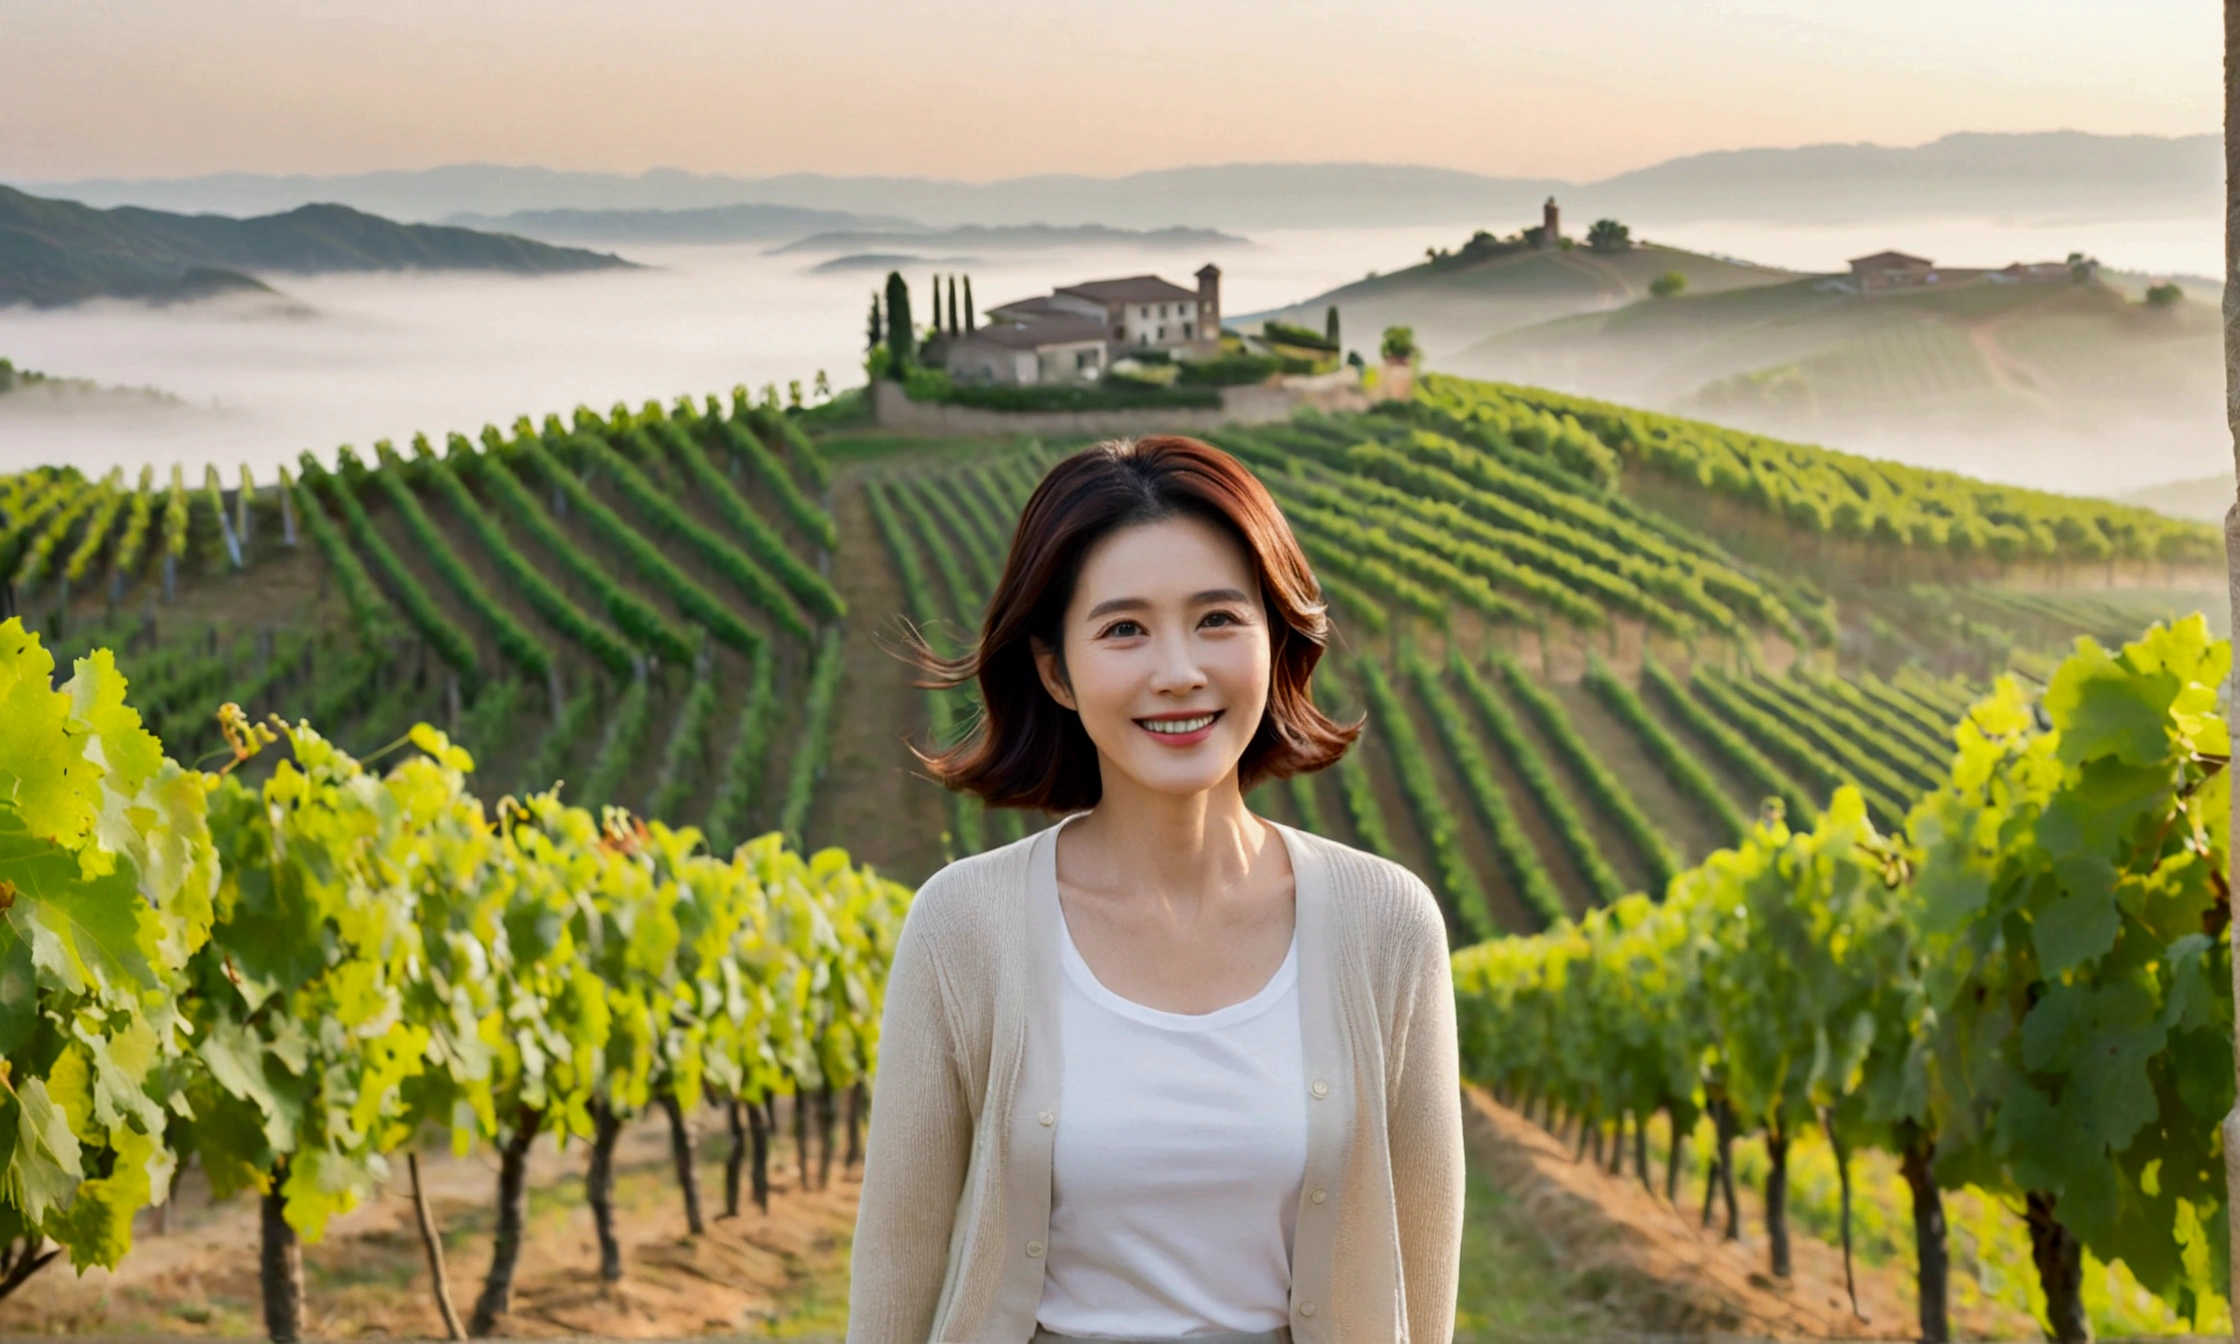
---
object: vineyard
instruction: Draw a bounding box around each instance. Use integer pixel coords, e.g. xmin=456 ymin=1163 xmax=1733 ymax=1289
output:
xmin=0 ymin=368 xmax=2229 ymax=1339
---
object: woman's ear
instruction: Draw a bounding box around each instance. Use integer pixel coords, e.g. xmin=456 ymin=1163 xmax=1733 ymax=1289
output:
xmin=1030 ymin=636 xmax=1078 ymax=712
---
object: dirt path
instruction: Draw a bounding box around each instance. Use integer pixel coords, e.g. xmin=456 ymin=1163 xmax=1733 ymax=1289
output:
xmin=1460 ymin=1088 xmax=2037 ymax=1339
xmin=1 ymin=1108 xmax=856 ymax=1340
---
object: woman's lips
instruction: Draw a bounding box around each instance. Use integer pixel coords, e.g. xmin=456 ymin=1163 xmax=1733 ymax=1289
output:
xmin=1135 ymin=708 xmax=1222 ymax=747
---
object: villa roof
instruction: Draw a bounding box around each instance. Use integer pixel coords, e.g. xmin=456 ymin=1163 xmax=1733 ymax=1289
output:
xmin=1057 ymin=275 xmax=1200 ymax=304
xmin=982 ymin=295 xmax=1073 ymax=322
xmin=953 ymin=317 xmax=1110 ymax=350
xmin=1848 ymin=250 xmax=1934 ymax=268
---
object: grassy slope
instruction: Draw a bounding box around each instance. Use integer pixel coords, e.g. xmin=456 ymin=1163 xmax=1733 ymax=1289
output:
xmin=1244 ymin=242 xmax=1797 ymax=361
xmin=1457 ymin=273 xmax=2222 ymax=435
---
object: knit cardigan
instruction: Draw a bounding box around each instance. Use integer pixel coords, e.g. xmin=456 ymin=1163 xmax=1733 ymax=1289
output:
xmin=845 ymin=813 xmax=1465 ymax=1343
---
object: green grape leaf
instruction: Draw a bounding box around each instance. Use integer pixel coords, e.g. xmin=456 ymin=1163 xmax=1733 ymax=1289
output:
xmin=0 ymin=625 xmax=99 ymax=847
xmin=0 ymin=930 xmax=33 ymax=1060
xmin=2045 ymin=638 xmax=2178 ymax=769
xmin=280 ymin=1145 xmax=381 ymax=1242
xmin=2020 ymin=978 xmax=2164 ymax=1150
xmin=0 ymin=813 xmax=157 ymax=998
xmin=1 ymin=1077 xmax=85 ymax=1223
xmin=65 ymin=650 xmax=164 ymax=802
xmin=200 ymin=1018 xmax=303 ymax=1151
xmin=86 ymin=1018 xmax=165 ymax=1135
xmin=44 ymin=1045 xmax=97 ymax=1143
xmin=48 ymin=1125 xmax=155 ymax=1271
xmin=2032 ymin=874 xmax=2122 ymax=976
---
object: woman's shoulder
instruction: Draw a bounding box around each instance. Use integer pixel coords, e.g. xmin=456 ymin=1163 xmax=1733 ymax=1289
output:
xmin=1276 ymin=821 xmax=1449 ymax=953
xmin=903 ymin=824 xmax=1044 ymax=948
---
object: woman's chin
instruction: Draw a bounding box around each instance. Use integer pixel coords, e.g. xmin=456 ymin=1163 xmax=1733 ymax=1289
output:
xmin=1109 ymin=757 xmax=1241 ymax=801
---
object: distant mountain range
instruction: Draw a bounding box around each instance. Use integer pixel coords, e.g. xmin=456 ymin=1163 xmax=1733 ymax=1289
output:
xmin=442 ymin=201 xmax=907 ymax=245
xmin=768 ymin=223 xmax=1249 ymax=256
xmin=0 ymin=186 xmax=632 ymax=307
xmin=13 ymin=132 xmax=2217 ymax=231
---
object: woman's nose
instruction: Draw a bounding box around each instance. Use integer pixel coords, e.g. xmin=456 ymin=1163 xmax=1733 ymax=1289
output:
xmin=1147 ymin=631 xmax=1207 ymax=690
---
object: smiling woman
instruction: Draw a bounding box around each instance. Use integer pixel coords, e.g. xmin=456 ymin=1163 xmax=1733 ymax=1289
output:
xmin=847 ymin=435 xmax=1465 ymax=1344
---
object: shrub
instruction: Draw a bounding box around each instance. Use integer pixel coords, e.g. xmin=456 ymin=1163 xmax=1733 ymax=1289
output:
xmin=2145 ymin=281 xmax=2184 ymax=307
xmin=939 ymin=383 xmax=1221 ymax=412
xmin=1586 ymin=218 xmax=1631 ymax=252
xmin=1380 ymin=325 xmax=1419 ymax=363
xmin=1262 ymin=319 xmax=1338 ymax=353
xmin=1648 ymin=270 xmax=1687 ymax=298
xmin=1175 ymin=352 xmax=1282 ymax=386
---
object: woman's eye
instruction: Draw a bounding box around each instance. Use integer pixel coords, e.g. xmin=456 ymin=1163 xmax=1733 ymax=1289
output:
xmin=1103 ymin=619 xmax=1144 ymax=638
xmin=1202 ymin=610 xmax=1242 ymax=627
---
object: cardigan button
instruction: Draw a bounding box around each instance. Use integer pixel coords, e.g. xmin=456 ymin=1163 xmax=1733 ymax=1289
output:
xmin=1309 ymin=1078 xmax=1329 ymax=1099
xmin=1300 ymin=1302 xmax=1318 ymax=1318
xmin=1310 ymin=1187 xmax=1327 ymax=1204
xmin=1038 ymin=1109 xmax=1054 ymax=1126
xmin=1026 ymin=1239 xmax=1044 ymax=1258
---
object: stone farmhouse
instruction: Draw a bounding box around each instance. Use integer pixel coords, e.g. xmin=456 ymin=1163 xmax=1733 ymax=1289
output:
xmin=1846 ymin=250 xmax=2075 ymax=293
xmin=946 ymin=265 xmax=1222 ymax=386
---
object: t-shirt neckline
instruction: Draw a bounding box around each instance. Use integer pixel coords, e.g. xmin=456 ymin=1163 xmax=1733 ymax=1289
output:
xmin=1050 ymin=812 xmax=1300 ymax=1033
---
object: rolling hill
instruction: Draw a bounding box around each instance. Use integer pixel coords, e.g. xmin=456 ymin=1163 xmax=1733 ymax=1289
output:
xmin=0 ymin=185 xmax=633 ymax=307
xmin=1454 ymin=270 xmax=2224 ymax=443
xmin=1244 ymin=238 xmax=1799 ymax=361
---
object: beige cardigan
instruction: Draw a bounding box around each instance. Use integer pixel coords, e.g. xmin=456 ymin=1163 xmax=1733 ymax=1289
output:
xmin=845 ymin=813 xmax=1465 ymax=1343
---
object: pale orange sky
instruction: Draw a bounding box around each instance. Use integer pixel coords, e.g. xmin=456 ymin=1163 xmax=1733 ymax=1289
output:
xmin=0 ymin=0 xmax=2219 ymax=183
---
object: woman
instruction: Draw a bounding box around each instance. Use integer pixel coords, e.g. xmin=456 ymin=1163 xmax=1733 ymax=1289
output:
xmin=847 ymin=436 xmax=1463 ymax=1344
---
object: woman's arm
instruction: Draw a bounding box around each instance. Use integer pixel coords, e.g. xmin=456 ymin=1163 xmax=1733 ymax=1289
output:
xmin=846 ymin=902 xmax=975 ymax=1343
xmin=1387 ymin=895 xmax=1465 ymax=1343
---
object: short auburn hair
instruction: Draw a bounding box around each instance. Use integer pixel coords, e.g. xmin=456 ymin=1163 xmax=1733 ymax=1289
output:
xmin=904 ymin=434 xmax=1358 ymax=813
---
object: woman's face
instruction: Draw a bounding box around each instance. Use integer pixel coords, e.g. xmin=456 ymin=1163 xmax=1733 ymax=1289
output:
xmin=1034 ymin=512 xmax=1273 ymax=804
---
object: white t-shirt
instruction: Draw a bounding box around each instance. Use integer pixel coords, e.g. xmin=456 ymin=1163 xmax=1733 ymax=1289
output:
xmin=1034 ymin=897 xmax=1309 ymax=1338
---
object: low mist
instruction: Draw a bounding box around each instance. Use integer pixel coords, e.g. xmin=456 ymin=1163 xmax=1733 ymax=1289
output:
xmin=0 ymin=216 xmax=2221 ymax=505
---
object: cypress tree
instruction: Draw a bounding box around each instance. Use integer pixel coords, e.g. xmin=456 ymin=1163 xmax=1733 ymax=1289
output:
xmin=947 ymin=275 xmax=960 ymax=335
xmin=867 ymin=292 xmax=883 ymax=352
xmin=1325 ymin=304 xmax=1341 ymax=348
xmin=964 ymin=275 xmax=976 ymax=331
xmin=884 ymin=271 xmax=914 ymax=374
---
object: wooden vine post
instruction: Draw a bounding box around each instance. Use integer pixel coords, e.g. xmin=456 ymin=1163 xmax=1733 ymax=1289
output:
xmin=2226 ymin=1 xmax=2240 ymax=1330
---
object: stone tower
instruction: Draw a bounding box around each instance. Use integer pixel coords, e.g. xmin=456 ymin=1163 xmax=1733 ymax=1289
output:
xmin=1541 ymin=197 xmax=1561 ymax=249
xmin=1195 ymin=263 xmax=1222 ymax=339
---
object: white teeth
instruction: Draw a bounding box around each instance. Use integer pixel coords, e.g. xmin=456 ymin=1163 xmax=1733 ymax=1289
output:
xmin=1141 ymin=713 xmax=1217 ymax=734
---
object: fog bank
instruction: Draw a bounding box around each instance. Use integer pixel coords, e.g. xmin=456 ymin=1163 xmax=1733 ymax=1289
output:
xmin=0 ymin=215 xmax=2219 ymax=500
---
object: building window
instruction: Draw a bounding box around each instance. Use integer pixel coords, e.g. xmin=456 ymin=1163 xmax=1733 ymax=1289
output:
xmin=1182 ymin=321 xmax=1193 ymax=339
xmin=1156 ymin=325 xmax=1165 ymax=340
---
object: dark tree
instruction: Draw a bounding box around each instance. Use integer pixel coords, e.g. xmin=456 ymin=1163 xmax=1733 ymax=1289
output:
xmin=866 ymin=292 xmax=883 ymax=352
xmin=1587 ymin=218 xmax=1632 ymax=252
xmin=948 ymin=275 xmax=961 ymax=336
xmin=963 ymin=275 xmax=976 ymax=331
xmin=1324 ymin=305 xmax=1340 ymax=348
xmin=884 ymin=271 xmax=914 ymax=373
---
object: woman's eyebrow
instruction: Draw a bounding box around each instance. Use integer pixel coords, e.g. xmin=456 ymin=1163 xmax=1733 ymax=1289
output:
xmin=1083 ymin=587 xmax=1251 ymax=620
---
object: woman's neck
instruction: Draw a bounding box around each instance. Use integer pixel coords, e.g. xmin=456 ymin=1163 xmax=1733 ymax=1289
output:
xmin=1057 ymin=776 xmax=1275 ymax=910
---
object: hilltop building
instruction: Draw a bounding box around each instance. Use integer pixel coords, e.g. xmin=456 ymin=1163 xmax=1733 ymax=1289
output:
xmin=1993 ymin=260 xmax=2070 ymax=283
xmin=1539 ymin=197 xmax=1562 ymax=249
xmin=948 ymin=264 xmax=1223 ymax=386
xmin=1848 ymin=250 xmax=1937 ymax=290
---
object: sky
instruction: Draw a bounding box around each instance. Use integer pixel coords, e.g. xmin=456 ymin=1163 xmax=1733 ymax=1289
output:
xmin=0 ymin=0 xmax=2219 ymax=184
